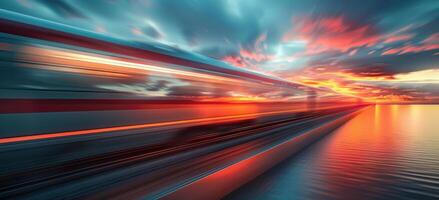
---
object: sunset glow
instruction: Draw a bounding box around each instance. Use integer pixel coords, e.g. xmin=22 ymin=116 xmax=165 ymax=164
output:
xmin=1 ymin=2 xmax=438 ymax=200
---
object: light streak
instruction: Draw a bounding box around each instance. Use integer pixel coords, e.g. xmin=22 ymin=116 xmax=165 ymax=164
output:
xmin=0 ymin=105 xmax=349 ymax=144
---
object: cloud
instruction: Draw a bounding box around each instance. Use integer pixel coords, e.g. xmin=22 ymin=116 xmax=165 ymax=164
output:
xmin=283 ymin=16 xmax=381 ymax=54
xmin=143 ymin=25 xmax=162 ymax=39
xmin=382 ymin=34 xmax=414 ymax=43
xmin=38 ymin=0 xmax=87 ymax=19
xmin=382 ymin=44 xmax=439 ymax=55
xmin=382 ymin=32 xmax=439 ymax=55
xmin=221 ymin=33 xmax=276 ymax=71
xmin=222 ymin=56 xmax=246 ymax=68
xmin=424 ymin=33 xmax=439 ymax=43
xmin=289 ymin=66 xmax=438 ymax=102
xmin=2 ymin=0 xmax=439 ymax=102
xmin=392 ymin=69 xmax=439 ymax=83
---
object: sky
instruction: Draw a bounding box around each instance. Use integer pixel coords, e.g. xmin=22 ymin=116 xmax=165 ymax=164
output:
xmin=1 ymin=0 xmax=438 ymax=102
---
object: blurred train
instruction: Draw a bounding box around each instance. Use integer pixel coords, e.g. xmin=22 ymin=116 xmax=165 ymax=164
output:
xmin=0 ymin=10 xmax=369 ymax=199
xmin=0 ymin=9 xmax=362 ymax=146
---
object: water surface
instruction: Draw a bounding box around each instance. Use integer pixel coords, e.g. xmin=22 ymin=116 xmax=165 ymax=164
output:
xmin=226 ymin=105 xmax=439 ymax=200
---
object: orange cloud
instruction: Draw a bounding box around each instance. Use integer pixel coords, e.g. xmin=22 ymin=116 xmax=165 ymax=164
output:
xmin=222 ymin=33 xmax=275 ymax=70
xmin=286 ymin=66 xmax=437 ymax=103
xmin=382 ymin=48 xmax=401 ymax=55
xmin=298 ymin=78 xmax=420 ymax=102
xmin=392 ymin=69 xmax=439 ymax=83
xmin=239 ymin=49 xmax=274 ymax=62
xmin=283 ymin=16 xmax=381 ymax=54
xmin=423 ymin=33 xmax=439 ymax=43
xmin=382 ymin=34 xmax=414 ymax=43
xmin=382 ymin=33 xmax=439 ymax=55
xmin=382 ymin=44 xmax=439 ymax=55
xmin=222 ymin=56 xmax=245 ymax=68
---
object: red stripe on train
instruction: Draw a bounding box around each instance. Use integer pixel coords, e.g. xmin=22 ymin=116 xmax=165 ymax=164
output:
xmin=0 ymin=99 xmax=297 ymax=113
